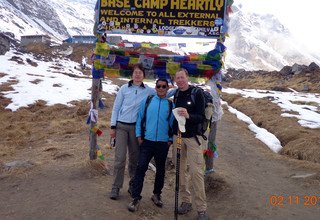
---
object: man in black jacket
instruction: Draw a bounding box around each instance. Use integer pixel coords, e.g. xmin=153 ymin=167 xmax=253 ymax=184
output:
xmin=173 ymin=68 xmax=208 ymax=220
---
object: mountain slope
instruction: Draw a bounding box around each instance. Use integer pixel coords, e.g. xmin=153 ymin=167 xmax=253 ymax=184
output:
xmin=0 ymin=0 xmax=94 ymax=41
xmin=225 ymin=5 xmax=320 ymax=70
xmin=1 ymin=0 xmax=69 ymax=40
xmin=0 ymin=0 xmax=319 ymax=71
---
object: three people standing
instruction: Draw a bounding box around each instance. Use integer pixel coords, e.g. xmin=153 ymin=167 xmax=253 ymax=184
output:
xmin=109 ymin=65 xmax=209 ymax=220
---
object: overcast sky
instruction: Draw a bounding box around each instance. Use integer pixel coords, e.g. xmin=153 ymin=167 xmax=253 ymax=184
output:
xmin=120 ymin=0 xmax=319 ymax=55
xmin=237 ymin=0 xmax=320 ymax=54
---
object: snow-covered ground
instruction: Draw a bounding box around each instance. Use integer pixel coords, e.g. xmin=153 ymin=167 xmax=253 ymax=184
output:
xmin=223 ymin=88 xmax=320 ymax=129
xmin=1 ymin=49 xmax=320 ymax=154
xmin=0 ymin=50 xmax=118 ymax=111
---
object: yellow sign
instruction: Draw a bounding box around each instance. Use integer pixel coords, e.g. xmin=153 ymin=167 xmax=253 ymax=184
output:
xmin=97 ymin=0 xmax=227 ymax=38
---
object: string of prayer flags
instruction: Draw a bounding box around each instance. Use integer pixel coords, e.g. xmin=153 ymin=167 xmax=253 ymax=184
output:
xmin=91 ymin=126 xmax=103 ymax=136
xmin=98 ymin=99 xmax=105 ymax=109
xmin=96 ymin=146 xmax=105 ymax=160
xmin=86 ymin=108 xmax=98 ymax=124
xmin=92 ymin=40 xmax=226 ymax=80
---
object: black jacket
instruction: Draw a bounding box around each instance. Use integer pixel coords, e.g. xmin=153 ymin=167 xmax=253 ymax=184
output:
xmin=173 ymin=86 xmax=205 ymax=138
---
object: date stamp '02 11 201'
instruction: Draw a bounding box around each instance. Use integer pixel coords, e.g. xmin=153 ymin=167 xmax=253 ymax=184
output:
xmin=269 ymin=195 xmax=320 ymax=207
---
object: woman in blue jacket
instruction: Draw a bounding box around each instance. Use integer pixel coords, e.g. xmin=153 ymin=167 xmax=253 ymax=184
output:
xmin=109 ymin=63 xmax=155 ymax=200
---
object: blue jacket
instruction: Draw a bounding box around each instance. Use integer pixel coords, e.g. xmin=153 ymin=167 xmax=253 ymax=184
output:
xmin=136 ymin=95 xmax=174 ymax=142
xmin=111 ymin=80 xmax=155 ymax=127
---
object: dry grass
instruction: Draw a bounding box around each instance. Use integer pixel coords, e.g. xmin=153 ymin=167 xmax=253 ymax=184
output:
xmin=225 ymin=71 xmax=320 ymax=93
xmin=222 ymin=93 xmax=320 ymax=163
xmin=0 ymin=78 xmax=18 ymax=109
xmin=0 ymin=100 xmax=88 ymax=156
xmin=0 ymin=77 xmax=119 ymax=159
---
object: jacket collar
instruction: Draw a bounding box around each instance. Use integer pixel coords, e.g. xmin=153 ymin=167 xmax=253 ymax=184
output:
xmin=128 ymin=80 xmax=145 ymax=88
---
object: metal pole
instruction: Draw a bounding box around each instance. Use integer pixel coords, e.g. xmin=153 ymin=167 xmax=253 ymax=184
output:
xmin=174 ymin=130 xmax=182 ymax=220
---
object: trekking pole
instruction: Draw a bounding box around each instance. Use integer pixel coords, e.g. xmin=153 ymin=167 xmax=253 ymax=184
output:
xmin=174 ymin=130 xmax=182 ymax=220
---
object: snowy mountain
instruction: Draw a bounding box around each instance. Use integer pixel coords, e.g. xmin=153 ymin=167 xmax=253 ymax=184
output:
xmin=0 ymin=0 xmax=94 ymax=41
xmin=0 ymin=0 xmax=319 ymax=71
xmin=225 ymin=5 xmax=320 ymax=70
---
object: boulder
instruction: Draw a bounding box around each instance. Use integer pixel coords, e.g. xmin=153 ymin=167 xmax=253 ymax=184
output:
xmin=302 ymin=85 xmax=310 ymax=92
xmin=279 ymin=65 xmax=292 ymax=75
xmin=291 ymin=63 xmax=306 ymax=75
xmin=308 ymin=62 xmax=320 ymax=72
xmin=0 ymin=33 xmax=10 ymax=55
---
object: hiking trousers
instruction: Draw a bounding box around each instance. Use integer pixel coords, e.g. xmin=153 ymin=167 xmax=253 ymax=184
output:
xmin=173 ymin=135 xmax=207 ymax=212
xmin=112 ymin=122 xmax=139 ymax=189
xmin=131 ymin=140 xmax=170 ymax=200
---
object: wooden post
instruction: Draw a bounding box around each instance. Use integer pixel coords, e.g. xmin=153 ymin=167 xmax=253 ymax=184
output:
xmin=89 ymin=78 xmax=101 ymax=160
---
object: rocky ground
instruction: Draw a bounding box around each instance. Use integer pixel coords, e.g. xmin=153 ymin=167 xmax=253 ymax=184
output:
xmin=0 ymin=42 xmax=319 ymax=219
xmin=0 ymin=96 xmax=319 ymax=220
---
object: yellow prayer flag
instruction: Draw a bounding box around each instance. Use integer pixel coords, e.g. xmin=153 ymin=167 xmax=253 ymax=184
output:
xmin=95 ymin=42 xmax=110 ymax=58
xmin=93 ymin=59 xmax=106 ymax=69
xmin=141 ymin=43 xmax=151 ymax=48
xmin=104 ymin=68 xmax=120 ymax=78
xmin=129 ymin=57 xmax=139 ymax=65
xmin=167 ymin=62 xmax=180 ymax=75
xmin=197 ymin=64 xmax=212 ymax=70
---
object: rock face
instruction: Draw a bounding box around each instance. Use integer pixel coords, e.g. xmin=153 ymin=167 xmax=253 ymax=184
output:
xmin=308 ymin=62 xmax=320 ymax=72
xmin=0 ymin=0 xmax=68 ymax=38
xmin=0 ymin=32 xmax=12 ymax=55
xmin=225 ymin=62 xmax=319 ymax=81
xmin=1 ymin=0 xmax=94 ymax=40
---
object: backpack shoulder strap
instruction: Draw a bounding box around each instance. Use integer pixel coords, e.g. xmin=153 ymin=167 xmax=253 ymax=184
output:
xmin=190 ymin=86 xmax=201 ymax=104
xmin=167 ymin=99 xmax=173 ymax=120
xmin=141 ymin=95 xmax=154 ymax=139
xmin=173 ymin=89 xmax=179 ymax=104
xmin=143 ymin=95 xmax=154 ymax=119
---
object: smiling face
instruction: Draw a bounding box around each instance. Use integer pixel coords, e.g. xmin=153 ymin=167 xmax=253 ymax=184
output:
xmin=175 ymin=69 xmax=189 ymax=91
xmin=132 ymin=65 xmax=145 ymax=85
xmin=155 ymin=79 xmax=169 ymax=98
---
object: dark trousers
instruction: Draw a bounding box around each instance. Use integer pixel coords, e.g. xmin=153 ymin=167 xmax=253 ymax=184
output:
xmin=131 ymin=140 xmax=169 ymax=200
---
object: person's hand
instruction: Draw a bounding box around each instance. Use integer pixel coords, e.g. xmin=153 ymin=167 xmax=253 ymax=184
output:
xmin=177 ymin=107 xmax=189 ymax=119
xmin=168 ymin=141 xmax=173 ymax=147
xmin=137 ymin=137 xmax=143 ymax=145
xmin=110 ymin=129 xmax=116 ymax=138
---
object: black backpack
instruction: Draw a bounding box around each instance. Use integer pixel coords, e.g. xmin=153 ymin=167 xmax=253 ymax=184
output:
xmin=140 ymin=95 xmax=173 ymax=140
xmin=173 ymin=86 xmax=213 ymax=138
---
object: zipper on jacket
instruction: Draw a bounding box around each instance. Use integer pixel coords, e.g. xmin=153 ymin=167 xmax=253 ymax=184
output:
xmin=132 ymin=88 xmax=138 ymax=122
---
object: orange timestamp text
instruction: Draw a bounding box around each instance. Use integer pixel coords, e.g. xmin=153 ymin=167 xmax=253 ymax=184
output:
xmin=269 ymin=195 xmax=320 ymax=207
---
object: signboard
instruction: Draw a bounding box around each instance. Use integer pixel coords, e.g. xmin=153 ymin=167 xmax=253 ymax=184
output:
xmin=97 ymin=0 xmax=227 ymax=38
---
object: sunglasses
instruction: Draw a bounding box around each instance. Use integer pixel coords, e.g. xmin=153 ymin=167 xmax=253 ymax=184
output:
xmin=156 ymin=84 xmax=167 ymax=89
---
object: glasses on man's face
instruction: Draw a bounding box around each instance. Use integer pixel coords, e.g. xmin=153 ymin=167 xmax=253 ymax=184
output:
xmin=156 ymin=84 xmax=167 ymax=89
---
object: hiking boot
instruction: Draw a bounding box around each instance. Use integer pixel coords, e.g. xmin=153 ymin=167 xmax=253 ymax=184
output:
xmin=197 ymin=211 xmax=208 ymax=220
xmin=109 ymin=187 xmax=119 ymax=200
xmin=151 ymin=194 xmax=163 ymax=207
xmin=204 ymin=168 xmax=215 ymax=176
xmin=178 ymin=202 xmax=192 ymax=215
xmin=128 ymin=198 xmax=140 ymax=212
